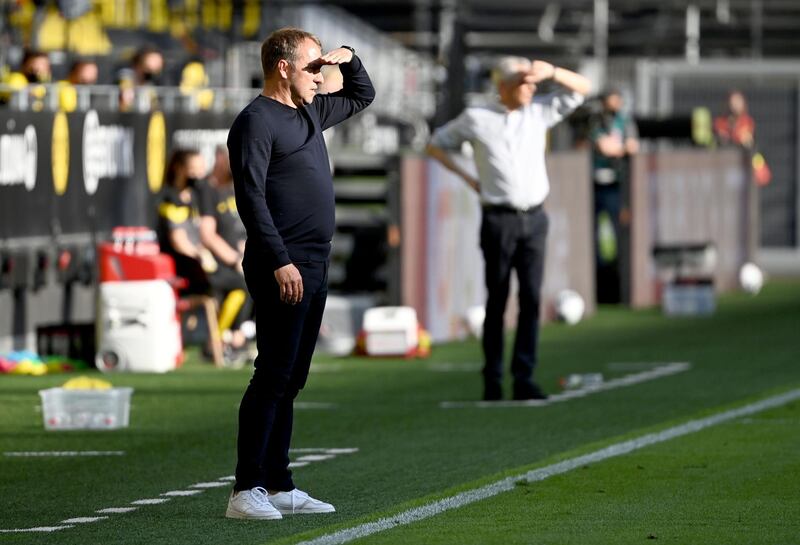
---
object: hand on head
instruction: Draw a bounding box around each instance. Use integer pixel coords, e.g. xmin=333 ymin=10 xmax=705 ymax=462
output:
xmin=311 ymin=47 xmax=354 ymax=69
xmin=528 ymin=60 xmax=556 ymax=84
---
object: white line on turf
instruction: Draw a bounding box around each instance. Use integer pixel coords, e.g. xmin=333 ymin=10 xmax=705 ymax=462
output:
xmin=0 ymin=447 xmax=359 ymax=533
xmin=296 ymin=454 xmax=336 ymax=462
xmin=428 ymin=363 xmax=482 ymax=373
xmin=232 ymin=402 xmax=337 ymax=410
xmin=440 ymin=362 xmax=691 ymax=408
xmin=96 ymin=508 xmax=137 ymax=514
xmin=162 ymin=490 xmax=202 ymax=497
xmin=309 ymin=364 xmax=345 ymax=373
xmin=606 ymin=362 xmax=671 ymax=371
xmin=299 ymin=388 xmax=800 ymax=545
xmin=190 ymin=481 xmax=230 ymax=489
xmin=61 ymin=517 xmax=108 ymax=524
xmin=131 ymin=499 xmax=170 ymax=505
xmin=4 ymin=451 xmax=125 ymax=457
xmin=0 ymin=526 xmax=74 ymax=533
xmin=294 ymin=402 xmax=338 ymax=409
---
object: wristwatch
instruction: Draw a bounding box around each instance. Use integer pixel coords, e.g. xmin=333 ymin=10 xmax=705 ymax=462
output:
xmin=340 ymin=45 xmax=355 ymax=56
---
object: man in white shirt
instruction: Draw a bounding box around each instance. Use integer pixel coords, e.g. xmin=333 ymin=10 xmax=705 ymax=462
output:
xmin=426 ymin=56 xmax=591 ymax=400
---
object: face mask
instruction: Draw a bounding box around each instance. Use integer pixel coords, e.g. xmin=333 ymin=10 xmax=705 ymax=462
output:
xmin=142 ymin=72 xmax=161 ymax=85
xmin=185 ymin=176 xmax=201 ymax=188
xmin=25 ymin=72 xmax=44 ymax=84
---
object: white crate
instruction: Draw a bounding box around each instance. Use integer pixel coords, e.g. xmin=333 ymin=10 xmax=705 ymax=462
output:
xmin=39 ymin=387 xmax=133 ymax=430
xmin=662 ymin=283 xmax=716 ymax=316
xmin=362 ymin=306 xmax=418 ymax=356
xmin=97 ymin=280 xmax=181 ymax=373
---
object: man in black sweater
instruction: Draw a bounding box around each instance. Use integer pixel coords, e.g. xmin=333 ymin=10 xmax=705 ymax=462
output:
xmin=226 ymin=28 xmax=374 ymax=520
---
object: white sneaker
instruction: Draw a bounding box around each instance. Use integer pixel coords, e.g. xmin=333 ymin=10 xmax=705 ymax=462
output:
xmin=268 ymin=489 xmax=335 ymax=515
xmin=226 ymin=487 xmax=283 ymax=520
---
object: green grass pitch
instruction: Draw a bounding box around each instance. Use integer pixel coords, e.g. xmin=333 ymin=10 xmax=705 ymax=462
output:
xmin=1 ymin=280 xmax=798 ymax=545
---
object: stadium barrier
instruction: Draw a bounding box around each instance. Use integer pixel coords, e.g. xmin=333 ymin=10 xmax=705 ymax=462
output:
xmin=400 ymin=152 xmax=595 ymax=342
xmin=0 ymin=108 xmax=233 ymax=351
xmin=625 ymin=148 xmax=757 ymax=307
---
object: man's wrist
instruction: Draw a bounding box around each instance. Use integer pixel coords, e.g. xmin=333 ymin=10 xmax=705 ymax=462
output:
xmin=340 ymin=45 xmax=355 ymax=61
xmin=551 ymin=66 xmax=559 ymax=80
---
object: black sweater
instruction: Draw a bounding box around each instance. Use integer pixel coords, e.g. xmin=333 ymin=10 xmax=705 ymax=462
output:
xmin=227 ymin=55 xmax=375 ymax=271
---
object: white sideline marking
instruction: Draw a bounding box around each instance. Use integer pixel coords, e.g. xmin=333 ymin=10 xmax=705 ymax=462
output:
xmin=428 ymin=362 xmax=482 ymax=373
xmin=96 ymin=508 xmax=137 ymax=514
xmin=441 ymin=362 xmax=691 ymax=409
xmin=131 ymin=498 xmax=170 ymax=505
xmin=0 ymin=447 xmax=359 ymax=534
xmin=163 ymin=490 xmax=202 ymax=497
xmin=232 ymin=402 xmax=337 ymax=410
xmin=299 ymin=388 xmax=800 ymax=545
xmin=0 ymin=526 xmax=74 ymax=533
xmin=296 ymin=454 xmax=336 ymax=462
xmin=295 ymin=402 xmax=337 ymax=410
xmin=606 ymin=362 xmax=669 ymax=371
xmin=191 ymin=481 xmax=229 ymax=489
xmin=309 ymin=364 xmax=345 ymax=373
xmin=4 ymin=451 xmax=125 ymax=457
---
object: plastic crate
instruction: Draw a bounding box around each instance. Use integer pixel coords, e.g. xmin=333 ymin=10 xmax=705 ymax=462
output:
xmin=662 ymin=282 xmax=716 ymax=316
xmin=38 ymin=387 xmax=133 ymax=430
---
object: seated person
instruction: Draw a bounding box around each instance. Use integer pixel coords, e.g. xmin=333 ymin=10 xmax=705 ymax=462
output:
xmin=58 ymin=58 xmax=99 ymax=112
xmin=157 ymin=149 xmax=250 ymax=361
xmin=196 ymin=146 xmax=255 ymax=352
xmin=1 ymin=49 xmax=51 ymax=109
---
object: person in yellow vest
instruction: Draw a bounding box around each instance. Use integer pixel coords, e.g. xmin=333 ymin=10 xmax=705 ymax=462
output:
xmin=1 ymin=49 xmax=51 ymax=109
xmin=57 ymin=59 xmax=99 ymax=112
xmin=179 ymin=60 xmax=215 ymax=110
xmin=157 ymin=149 xmax=252 ymax=364
xmin=119 ymin=46 xmax=163 ymax=111
xmin=196 ymin=145 xmax=254 ymax=358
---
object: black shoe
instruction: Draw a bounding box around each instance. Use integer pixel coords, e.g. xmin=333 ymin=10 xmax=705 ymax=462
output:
xmin=513 ymin=383 xmax=548 ymax=401
xmin=483 ymin=382 xmax=503 ymax=401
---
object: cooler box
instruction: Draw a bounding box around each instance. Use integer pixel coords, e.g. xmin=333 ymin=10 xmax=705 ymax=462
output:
xmin=317 ymin=294 xmax=375 ymax=356
xmin=39 ymin=387 xmax=133 ymax=430
xmin=662 ymin=280 xmax=716 ymax=316
xmin=362 ymin=306 xmax=419 ymax=356
xmin=96 ymin=280 xmax=181 ymax=373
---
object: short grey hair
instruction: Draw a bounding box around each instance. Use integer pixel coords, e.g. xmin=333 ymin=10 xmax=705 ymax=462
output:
xmin=491 ymin=56 xmax=531 ymax=87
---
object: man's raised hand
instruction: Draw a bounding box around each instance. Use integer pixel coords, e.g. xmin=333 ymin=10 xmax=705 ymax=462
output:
xmin=529 ymin=60 xmax=556 ymax=84
xmin=316 ymin=48 xmax=354 ymax=66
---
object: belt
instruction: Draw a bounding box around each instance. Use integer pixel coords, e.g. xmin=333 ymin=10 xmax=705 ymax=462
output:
xmin=482 ymin=203 xmax=543 ymax=214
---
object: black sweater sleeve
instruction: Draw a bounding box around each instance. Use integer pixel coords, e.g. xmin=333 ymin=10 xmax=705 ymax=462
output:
xmin=228 ymin=112 xmax=291 ymax=270
xmin=314 ymin=54 xmax=376 ymax=130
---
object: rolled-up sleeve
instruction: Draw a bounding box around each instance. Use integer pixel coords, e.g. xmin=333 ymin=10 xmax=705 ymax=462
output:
xmin=536 ymin=91 xmax=585 ymax=129
xmin=430 ymin=111 xmax=473 ymax=150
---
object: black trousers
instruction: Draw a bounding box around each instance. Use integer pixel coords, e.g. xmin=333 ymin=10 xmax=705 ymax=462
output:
xmin=594 ymin=183 xmax=622 ymax=303
xmin=234 ymin=259 xmax=328 ymax=492
xmin=480 ymin=206 xmax=548 ymax=390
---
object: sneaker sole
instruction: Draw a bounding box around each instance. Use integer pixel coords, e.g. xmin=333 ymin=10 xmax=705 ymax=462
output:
xmin=225 ymin=507 xmax=282 ymax=520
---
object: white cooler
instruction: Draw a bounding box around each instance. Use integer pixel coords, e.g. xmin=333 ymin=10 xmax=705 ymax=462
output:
xmin=96 ymin=280 xmax=181 ymax=373
xmin=362 ymin=306 xmax=419 ymax=357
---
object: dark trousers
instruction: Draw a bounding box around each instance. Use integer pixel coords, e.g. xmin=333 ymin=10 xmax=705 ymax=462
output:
xmin=480 ymin=206 xmax=548 ymax=391
xmin=234 ymin=260 xmax=328 ymax=492
xmin=594 ymin=183 xmax=621 ymax=303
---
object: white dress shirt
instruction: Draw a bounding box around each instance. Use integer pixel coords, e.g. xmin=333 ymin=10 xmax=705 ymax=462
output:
xmin=430 ymin=90 xmax=584 ymax=210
